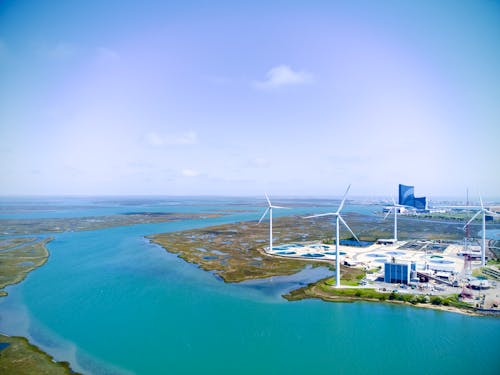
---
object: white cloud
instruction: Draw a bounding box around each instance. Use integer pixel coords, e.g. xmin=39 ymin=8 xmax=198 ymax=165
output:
xmin=181 ymin=169 xmax=200 ymax=177
xmin=254 ymin=65 xmax=314 ymax=89
xmin=145 ymin=130 xmax=198 ymax=146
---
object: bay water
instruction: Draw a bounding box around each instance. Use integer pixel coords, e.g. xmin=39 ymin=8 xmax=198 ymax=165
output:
xmin=0 ymin=198 xmax=499 ymax=374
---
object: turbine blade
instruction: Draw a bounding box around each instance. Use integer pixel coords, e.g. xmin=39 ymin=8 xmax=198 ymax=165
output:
xmin=464 ymin=210 xmax=481 ymax=229
xmin=338 ymin=215 xmax=360 ymax=242
xmin=258 ymin=208 xmax=269 ymax=224
xmin=479 ymin=194 xmax=484 ymax=209
xmin=337 ymin=184 xmax=351 ymax=213
xmin=270 ymin=205 xmax=290 ymax=209
xmin=383 ymin=208 xmax=393 ymax=220
xmin=303 ymin=212 xmax=337 ymax=219
xmin=392 ymin=196 xmax=396 ymax=206
xmin=264 ymin=193 xmax=271 ymax=207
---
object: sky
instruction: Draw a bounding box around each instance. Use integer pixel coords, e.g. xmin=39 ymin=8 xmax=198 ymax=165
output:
xmin=1 ymin=0 xmax=499 ymax=198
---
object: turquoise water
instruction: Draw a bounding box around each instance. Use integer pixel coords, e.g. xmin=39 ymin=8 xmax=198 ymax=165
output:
xmin=1 ymin=198 xmax=499 ymax=374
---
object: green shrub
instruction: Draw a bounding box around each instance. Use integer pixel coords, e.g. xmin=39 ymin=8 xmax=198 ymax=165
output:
xmin=430 ymin=296 xmax=442 ymax=305
xmin=417 ymin=295 xmax=428 ymax=304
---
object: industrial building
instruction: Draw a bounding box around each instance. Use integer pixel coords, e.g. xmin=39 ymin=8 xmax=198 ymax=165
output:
xmin=384 ymin=259 xmax=416 ymax=284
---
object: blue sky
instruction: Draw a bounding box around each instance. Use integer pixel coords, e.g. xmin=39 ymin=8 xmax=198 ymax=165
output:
xmin=1 ymin=0 xmax=499 ymax=198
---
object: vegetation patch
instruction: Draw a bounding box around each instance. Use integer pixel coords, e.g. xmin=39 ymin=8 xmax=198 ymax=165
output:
xmin=149 ymin=217 xmax=337 ymax=282
xmin=283 ymin=278 xmax=475 ymax=314
xmin=0 ymin=237 xmax=53 ymax=296
xmin=0 ymin=334 xmax=79 ymax=375
xmin=1 ymin=212 xmax=224 ymax=235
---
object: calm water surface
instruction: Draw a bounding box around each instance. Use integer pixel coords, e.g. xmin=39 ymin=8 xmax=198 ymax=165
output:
xmin=0 ymin=198 xmax=499 ymax=374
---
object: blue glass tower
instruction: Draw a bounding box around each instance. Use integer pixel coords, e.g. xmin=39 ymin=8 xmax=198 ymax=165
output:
xmin=414 ymin=197 xmax=427 ymax=210
xmin=399 ymin=184 xmax=415 ymax=206
xmin=399 ymin=184 xmax=427 ymax=210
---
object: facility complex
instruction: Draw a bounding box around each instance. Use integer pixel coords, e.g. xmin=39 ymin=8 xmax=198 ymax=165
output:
xmin=266 ymin=239 xmax=479 ymax=281
xmin=260 ymin=184 xmax=500 ymax=311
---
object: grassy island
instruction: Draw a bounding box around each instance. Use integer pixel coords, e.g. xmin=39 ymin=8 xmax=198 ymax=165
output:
xmin=149 ymin=216 xmax=335 ymax=282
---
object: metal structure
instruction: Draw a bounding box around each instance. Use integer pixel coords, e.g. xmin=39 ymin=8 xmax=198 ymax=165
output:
xmin=258 ymin=193 xmax=288 ymax=251
xmin=464 ymin=196 xmax=495 ymax=266
xmin=304 ymin=185 xmax=359 ymax=288
xmin=383 ymin=197 xmax=404 ymax=242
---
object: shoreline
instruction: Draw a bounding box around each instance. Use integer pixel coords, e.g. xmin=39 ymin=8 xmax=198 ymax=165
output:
xmin=284 ymin=280 xmax=481 ymax=317
xmin=0 ymin=237 xmax=52 ymax=296
xmin=0 ymin=334 xmax=79 ymax=374
xmin=0 ymin=237 xmax=79 ymax=374
xmin=281 ymin=275 xmax=490 ymax=317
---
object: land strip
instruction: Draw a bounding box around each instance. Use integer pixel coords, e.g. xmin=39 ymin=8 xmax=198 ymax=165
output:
xmin=283 ymin=277 xmax=478 ymax=316
xmin=0 ymin=237 xmax=52 ymax=297
xmin=1 ymin=212 xmax=223 ymax=235
xmin=0 ymin=334 xmax=79 ymax=375
xmin=149 ymin=216 xmax=334 ymax=282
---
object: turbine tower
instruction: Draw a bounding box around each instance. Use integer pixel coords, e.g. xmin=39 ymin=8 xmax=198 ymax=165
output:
xmin=464 ymin=196 xmax=495 ymax=267
xmin=383 ymin=197 xmax=403 ymax=241
xmin=304 ymin=185 xmax=359 ymax=288
xmin=258 ymin=193 xmax=288 ymax=251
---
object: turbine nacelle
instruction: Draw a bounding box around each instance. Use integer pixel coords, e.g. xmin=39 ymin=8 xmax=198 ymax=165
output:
xmin=258 ymin=193 xmax=289 ymax=224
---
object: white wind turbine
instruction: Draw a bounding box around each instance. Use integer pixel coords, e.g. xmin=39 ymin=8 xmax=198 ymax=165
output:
xmin=304 ymin=185 xmax=359 ymax=288
xmin=464 ymin=196 xmax=496 ymax=267
xmin=383 ymin=197 xmax=404 ymax=242
xmin=258 ymin=193 xmax=289 ymax=251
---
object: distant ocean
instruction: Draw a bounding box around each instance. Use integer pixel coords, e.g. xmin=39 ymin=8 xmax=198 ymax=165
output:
xmin=0 ymin=197 xmax=499 ymax=375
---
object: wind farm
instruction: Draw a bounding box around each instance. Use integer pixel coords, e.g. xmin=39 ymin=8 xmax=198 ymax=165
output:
xmin=254 ymin=186 xmax=500 ymax=313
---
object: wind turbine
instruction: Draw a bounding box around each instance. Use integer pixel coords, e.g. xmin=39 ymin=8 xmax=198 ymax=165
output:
xmin=464 ymin=196 xmax=496 ymax=266
xmin=304 ymin=185 xmax=359 ymax=288
xmin=258 ymin=193 xmax=289 ymax=251
xmin=383 ymin=197 xmax=403 ymax=242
